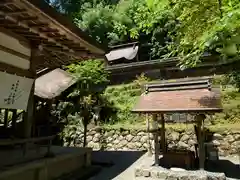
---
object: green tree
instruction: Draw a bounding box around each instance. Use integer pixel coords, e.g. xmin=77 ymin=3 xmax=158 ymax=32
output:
xmin=61 ymin=60 xmax=110 ymax=147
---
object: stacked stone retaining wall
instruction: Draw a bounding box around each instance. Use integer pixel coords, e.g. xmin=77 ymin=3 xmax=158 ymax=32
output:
xmin=65 ymin=128 xmax=240 ymax=156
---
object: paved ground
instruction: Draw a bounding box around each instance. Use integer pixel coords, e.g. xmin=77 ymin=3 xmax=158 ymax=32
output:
xmin=89 ymin=151 xmax=148 ymax=180
xmin=89 ymin=151 xmax=240 ymax=180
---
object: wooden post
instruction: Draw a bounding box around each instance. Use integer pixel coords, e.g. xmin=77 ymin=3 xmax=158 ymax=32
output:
xmin=11 ymin=109 xmax=17 ymax=134
xmin=160 ymin=114 xmax=166 ymax=153
xmin=196 ymin=114 xmax=206 ymax=170
xmin=153 ymin=114 xmax=159 ymax=166
xmin=146 ymin=114 xmax=152 ymax=156
xmin=23 ymin=45 xmax=40 ymax=138
xmin=4 ymin=109 xmax=9 ymax=129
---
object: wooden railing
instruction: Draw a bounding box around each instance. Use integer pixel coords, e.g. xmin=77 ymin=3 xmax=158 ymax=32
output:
xmin=0 ymin=135 xmax=55 ymax=156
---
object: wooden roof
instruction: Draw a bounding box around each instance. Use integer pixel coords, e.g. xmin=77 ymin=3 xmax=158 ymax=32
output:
xmin=132 ymin=77 xmax=222 ymax=113
xmin=35 ymin=68 xmax=75 ymax=99
xmin=0 ymin=0 xmax=106 ymax=72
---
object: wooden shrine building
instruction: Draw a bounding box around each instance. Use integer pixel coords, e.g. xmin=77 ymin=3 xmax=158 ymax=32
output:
xmin=0 ymin=0 xmax=105 ymax=179
xmin=132 ymin=77 xmax=222 ymax=170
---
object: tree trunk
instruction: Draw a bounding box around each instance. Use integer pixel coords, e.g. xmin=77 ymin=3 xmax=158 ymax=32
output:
xmin=83 ymin=122 xmax=88 ymax=147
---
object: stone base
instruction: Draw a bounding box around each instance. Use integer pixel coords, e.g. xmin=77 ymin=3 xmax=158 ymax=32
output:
xmin=135 ymin=166 xmax=226 ymax=180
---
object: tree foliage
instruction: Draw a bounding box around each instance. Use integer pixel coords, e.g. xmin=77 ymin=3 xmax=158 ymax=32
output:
xmin=51 ymin=0 xmax=240 ymax=65
xmin=59 ymin=60 xmax=116 ymax=146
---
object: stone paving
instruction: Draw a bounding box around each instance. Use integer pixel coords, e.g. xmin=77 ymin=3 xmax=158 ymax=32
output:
xmin=88 ymin=151 xmax=240 ymax=180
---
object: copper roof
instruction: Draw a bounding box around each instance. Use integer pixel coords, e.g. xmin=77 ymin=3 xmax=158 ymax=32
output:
xmin=132 ymin=77 xmax=222 ymax=113
xmin=0 ymin=0 xmax=106 ymax=72
xmin=35 ymin=68 xmax=75 ymax=99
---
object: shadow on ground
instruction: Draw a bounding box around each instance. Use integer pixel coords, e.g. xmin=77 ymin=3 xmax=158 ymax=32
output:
xmin=206 ymin=159 xmax=240 ymax=179
xmin=89 ymin=150 xmax=146 ymax=180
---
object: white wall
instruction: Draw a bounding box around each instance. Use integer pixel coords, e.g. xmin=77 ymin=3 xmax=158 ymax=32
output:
xmin=0 ymin=32 xmax=30 ymax=70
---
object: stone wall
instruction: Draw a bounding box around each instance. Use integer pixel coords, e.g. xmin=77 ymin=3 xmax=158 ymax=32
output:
xmin=65 ymin=127 xmax=240 ymax=156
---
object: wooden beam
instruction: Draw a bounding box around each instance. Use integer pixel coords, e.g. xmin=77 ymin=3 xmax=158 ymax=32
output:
xmin=196 ymin=114 xmax=206 ymax=170
xmin=4 ymin=109 xmax=9 ymax=129
xmin=0 ymin=1 xmax=14 ymax=6
xmin=160 ymin=114 xmax=166 ymax=153
xmin=39 ymin=28 xmax=58 ymax=33
xmin=0 ymin=62 xmax=32 ymax=78
xmin=28 ymin=23 xmax=48 ymax=27
xmin=0 ymin=10 xmax=74 ymax=52
xmin=0 ymin=27 xmax=29 ymax=46
xmin=11 ymin=109 xmax=17 ymax=133
xmin=5 ymin=10 xmax=26 ymax=15
xmin=18 ymin=16 xmax=38 ymax=22
xmin=153 ymin=114 xmax=159 ymax=166
xmin=0 ymin=44 xmax=30 ymax=60
xmin=18 ymin=0 xmax=104 ymax=54
xmin=23 ymin=44 xmax=40 ymax=139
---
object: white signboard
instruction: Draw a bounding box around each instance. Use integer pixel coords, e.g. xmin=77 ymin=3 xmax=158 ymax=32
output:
xmin=0 ymin=72 xmax=34 ymax=110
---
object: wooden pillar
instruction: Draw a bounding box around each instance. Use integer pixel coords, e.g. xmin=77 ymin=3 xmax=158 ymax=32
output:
xmin=11 ymin=109 xmax=17 ymax=133
xmin=4 ymin=109 xmax=9 ymax=129
xmin=23 ymin=45 xmax=41 ymax=138
xmin=146 ymin=114 xmax=152 ymax=156
xmin=160 ymin=114 xmax=166 ymax=153
xmin=196 ymin=114 xmax=206 ymax=170
xmin=153 ymin=114 xmax=159 ymax=166
xmin=23 ymin=85 xmax=35 ymax=138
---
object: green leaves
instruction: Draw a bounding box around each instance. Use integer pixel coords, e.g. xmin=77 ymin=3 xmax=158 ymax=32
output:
xmin=53 ymin=0 xmax=240 ymax=65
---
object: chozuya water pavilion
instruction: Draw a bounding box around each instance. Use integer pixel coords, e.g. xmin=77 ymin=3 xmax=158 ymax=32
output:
xmin=132 ymin=77 xmax=222 ymax=170
xmin=0 ymin=0 xmax=105 ymax=179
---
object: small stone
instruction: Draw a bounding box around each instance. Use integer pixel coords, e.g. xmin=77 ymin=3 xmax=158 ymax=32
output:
xmin=136 ymin=142 xmax=142 ymax=148
xmin=118 ymin=135 xmax=124 ymax=141
xmin=112 ymin=134 xmax=118 ymax=139
xmin=107 ymin=143 xmax=113 ymax=147
xmin=157 ymin=171 xmax=168 ymax=179
xmin=234 ymin=134 xmax=240 ymax=141
xmin=106 ymin=137 xmax=113 ymax=143
xmin=134 ymin=168 xmax=143 ymax=177
xmin=88 ymin=130 xmax=96 ymax=135
xmin=225 ymin=135 xmax=235 ymax=143
xmin=170 ymin=131 xmax=180 ymax=141
xmin=86 ymin=136 xmax=92 ymax=142
xmin=140 ymin=136 xmax=149 ymax=143
xmin=213 ymin=133 xmax=223 ymax=140
xmin=143 ymin=143 xmax=149 ymax=149
xmin=178 ymin=141 xmax=189 ymax=149
xmin=207 ymin=172 xmax=226 ymax=180
xmin=113 ymin=139 xmax=120 ymax=144
xmin=149 ymin=133 xmax=154 ymax=140
xmin=180 ymin=134 xmax=190 ymax=142
xmin=94 ymin=133 xmax=101 ymax=138
xmin=150 ymin=169 xmax=159 ymax=179
xmin=122 ymin=131 xmax=129 ymax=136
xmin=132 ymin=136 xmax=141 ymax=142
xmin=92 ymin=137 xmax=100 ymax=143
xmin=120 ymin=140 xmax=128 ymax=147
xmin=212 ymin=140 xmax=221 ymax=146
xmin=188 ymin=139 xmax=196 ymax=145
xmin=137 ymin=132 xmax=145 ymax=136
xmin=126 ymin=134 xmax=134 ymax=141
xmin=122 ymin=147 xmax=129 ymax=151
xmin=142 ymin=169 xmax=150 ymax=177
xmin=168 ymin=143 xmax=177 ymax=149
xmin=127 ymin=142 xmax=136 ymax=149
xmin=220 ymin=141 xmax=230 ymax=150
xmin=231 ymin=140 xmax=240 ymax=148
xmin=88 ymin=142 xmax=101 ymax=150
xmin=190 ymin=146 xmax=195 ymax=152
xmin=94 ymin=126 xmax=102 ymax=132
